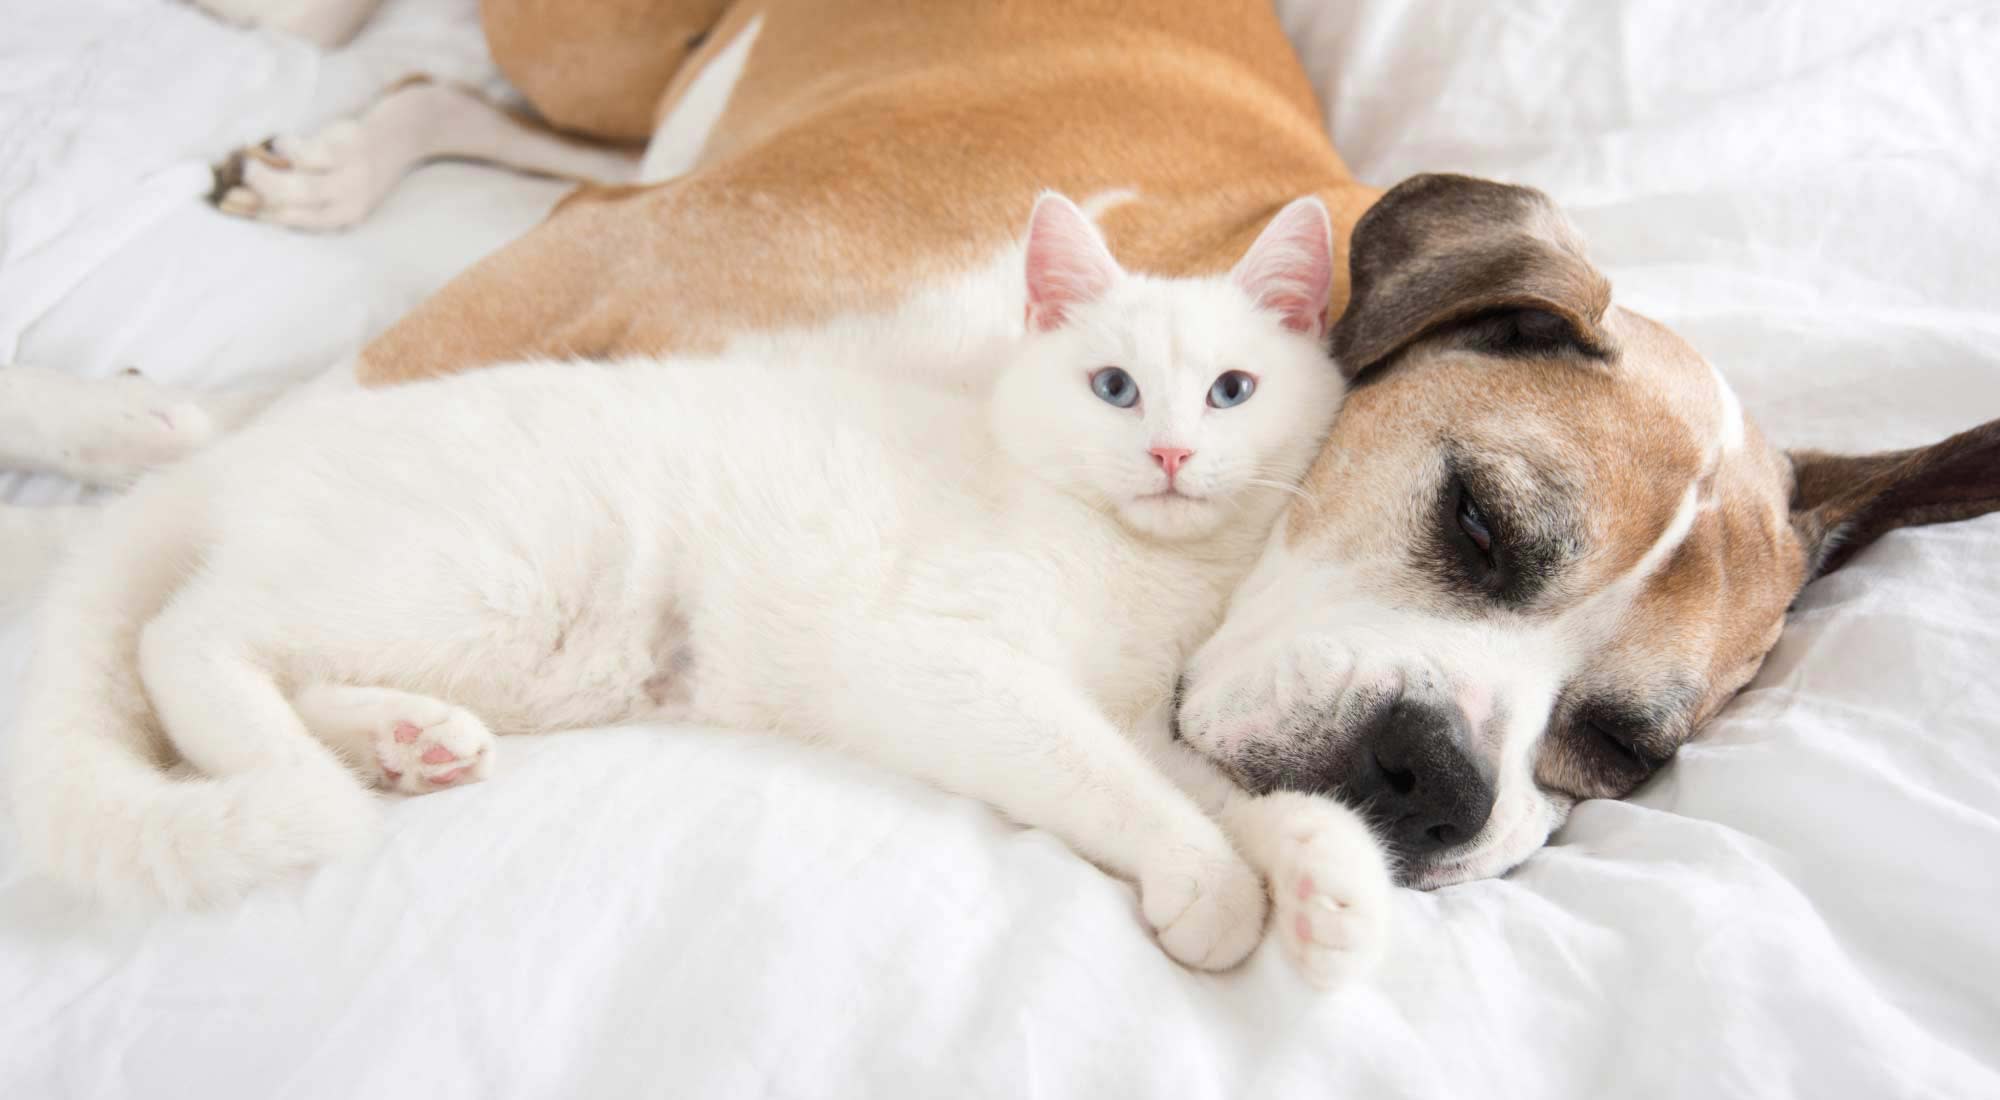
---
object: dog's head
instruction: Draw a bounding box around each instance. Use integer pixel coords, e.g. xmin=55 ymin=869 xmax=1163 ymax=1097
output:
xmin=1175 ymin=174 xmax=2000 ymax=887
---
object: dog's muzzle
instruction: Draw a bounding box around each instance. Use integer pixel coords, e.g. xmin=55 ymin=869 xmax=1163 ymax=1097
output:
xmin=1272 ymin=696 xmax=1498 ymax=870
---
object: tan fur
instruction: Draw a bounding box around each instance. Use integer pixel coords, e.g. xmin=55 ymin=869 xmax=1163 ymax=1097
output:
xmin=482 ymin=0 xmax=731 ymax=142
xmin=356 ymin=0 xmax=1379 ymax=384
xmin=1602 ymin=313 xmax=1806 ymax=733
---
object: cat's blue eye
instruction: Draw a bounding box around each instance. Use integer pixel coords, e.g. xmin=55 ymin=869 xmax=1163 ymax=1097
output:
xmin=1208 ymin=370 xmax=1257 ymax=408
xmin=1091 ymin=367 xmax=1139 ymax=409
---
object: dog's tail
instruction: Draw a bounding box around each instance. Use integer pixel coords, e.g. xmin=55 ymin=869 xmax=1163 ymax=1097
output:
xmin=10 ymin=481 xmax=371 ymax=908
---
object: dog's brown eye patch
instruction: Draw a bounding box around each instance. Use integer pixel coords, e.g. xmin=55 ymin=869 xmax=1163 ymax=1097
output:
xmin=1419 ymin=454 xmax=1576 ymax=610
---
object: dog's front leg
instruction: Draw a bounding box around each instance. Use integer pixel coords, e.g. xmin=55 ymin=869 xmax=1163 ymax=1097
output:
xmin=0 ymin=365 xmax=277 ymax=486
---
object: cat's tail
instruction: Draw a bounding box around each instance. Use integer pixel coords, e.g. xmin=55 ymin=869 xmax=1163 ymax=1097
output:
xmin=9 ymin=481 xmax=372 ymax=909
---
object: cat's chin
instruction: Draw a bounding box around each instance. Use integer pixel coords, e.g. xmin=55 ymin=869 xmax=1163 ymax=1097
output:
xmin=1116 ymin=492 xmax=1228 ymax=541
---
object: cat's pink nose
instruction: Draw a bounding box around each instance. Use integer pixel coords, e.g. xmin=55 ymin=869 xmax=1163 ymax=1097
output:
xmin=1150 ymin=447 xmax=1194 ymax=480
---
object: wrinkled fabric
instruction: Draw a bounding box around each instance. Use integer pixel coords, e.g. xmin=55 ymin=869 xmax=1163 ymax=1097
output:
xmin=2 ymin=0 xmax=1996 ymax=1097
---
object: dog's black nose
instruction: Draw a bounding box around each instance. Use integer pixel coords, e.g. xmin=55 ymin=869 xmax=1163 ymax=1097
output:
xmin=1333 ymin=698 xmax=1496 ymax=861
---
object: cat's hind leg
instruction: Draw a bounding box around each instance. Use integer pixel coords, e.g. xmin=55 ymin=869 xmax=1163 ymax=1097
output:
xmin=292 ymin=684 xmax=497 ymax=795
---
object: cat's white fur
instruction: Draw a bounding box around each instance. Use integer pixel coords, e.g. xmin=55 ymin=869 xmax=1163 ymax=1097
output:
xmin=10 ymin=194 xmax=1392 ymax=982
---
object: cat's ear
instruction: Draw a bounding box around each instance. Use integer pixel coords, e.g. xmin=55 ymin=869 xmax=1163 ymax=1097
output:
xmin=1024 ymin=192 xmax=1124 ymax=332
xmin=1231 ymin=196 xmax=1335 ymax=339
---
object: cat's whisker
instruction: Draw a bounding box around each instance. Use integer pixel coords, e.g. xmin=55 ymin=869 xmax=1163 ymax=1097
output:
xmin=1242 ymin=477 xmax=1310 ymax=502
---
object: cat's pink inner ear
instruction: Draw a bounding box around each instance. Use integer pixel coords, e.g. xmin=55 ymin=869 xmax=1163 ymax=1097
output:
xmin=1231 ymin=196 xmax=1334 ymax=338
xmin=1024 ymin=193 xmax=1123 ymax=332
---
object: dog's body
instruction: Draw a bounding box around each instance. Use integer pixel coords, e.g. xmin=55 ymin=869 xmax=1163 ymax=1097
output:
xmin=5 ymin=0 xmax=1997 ymax=947
xmin=344 ymin=0 xmax=1382 ymax=388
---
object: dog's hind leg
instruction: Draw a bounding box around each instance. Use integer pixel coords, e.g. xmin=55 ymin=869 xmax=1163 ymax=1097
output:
xmin=214 ymin=77 xmax=639 ymax=232
xmin=482 ymin=0 xmax=735 ymax=144
xmin=193 ymin=0 xmax=388 ymax=48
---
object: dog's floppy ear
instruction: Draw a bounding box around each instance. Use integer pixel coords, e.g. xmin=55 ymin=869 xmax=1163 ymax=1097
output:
xmin=1330 ymin=174 xmax=1613 ymax=379
xmin=1789 ymin=419 xmax=2000 ymax=580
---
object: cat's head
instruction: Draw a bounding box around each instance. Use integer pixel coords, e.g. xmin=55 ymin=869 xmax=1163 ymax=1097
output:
xmin=990 ymin=192 xmax=1345 ymax=541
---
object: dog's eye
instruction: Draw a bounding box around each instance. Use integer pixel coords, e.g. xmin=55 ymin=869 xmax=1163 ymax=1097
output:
xmin=1450 ymin=479 xmax=1498 ymax=575
xmin=1464 ymin=492 xmax=1496 ymax=556
xmin=1582 ymin=711 xmax=1675 ymax=779
xmin=1586 ymin=718 xmax=1647 ymax=768
xmin=1544 ymin=693 xmax=1689 ymax=799
xmin=1427 ymin=468 xmax=1552 ymax=606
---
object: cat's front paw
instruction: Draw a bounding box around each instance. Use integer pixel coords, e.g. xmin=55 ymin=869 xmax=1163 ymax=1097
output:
xmin=1140 ymin=843 xmax=1268 ymax=971
xmin=1263 ymin=798 xmax=1391 ymax=989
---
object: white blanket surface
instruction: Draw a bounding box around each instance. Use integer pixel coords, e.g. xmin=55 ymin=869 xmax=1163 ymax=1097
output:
xmin=2 ymin=1 xmax=1996 ymax=1096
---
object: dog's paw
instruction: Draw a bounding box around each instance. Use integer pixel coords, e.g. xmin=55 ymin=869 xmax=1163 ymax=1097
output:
xmin=191 ymin=0 xmax=377 ymax=48
xmin=213 ymin=122 xmax=384 ymax=231
xmin=2 ymin=365 xmax=219 ymax=483
xmin=1140 ymin=842 xmax=1269 ymax=971
xmin=1262 ymin=798 xmax=1391 ymax=989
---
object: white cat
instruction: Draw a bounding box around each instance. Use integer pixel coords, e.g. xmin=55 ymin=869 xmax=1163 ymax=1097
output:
xmin=10 ymin=193 xmax=1391 ymax=982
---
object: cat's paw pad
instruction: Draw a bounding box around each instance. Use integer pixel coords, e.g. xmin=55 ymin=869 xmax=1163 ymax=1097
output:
xmin=369 ymin=704 xmax=495 ymax=795
xmin=1141 ymin=845 xmax=1268 ymax=971
xmin=1269 ymin=807 xmax=1391 ymax=989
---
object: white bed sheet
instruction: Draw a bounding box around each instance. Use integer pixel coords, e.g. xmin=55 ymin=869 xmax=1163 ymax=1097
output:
xmin=3 ymin=1 xmax=1997 ymax=1097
